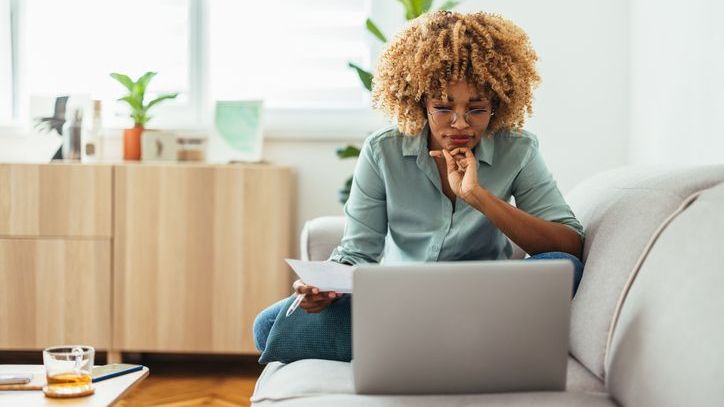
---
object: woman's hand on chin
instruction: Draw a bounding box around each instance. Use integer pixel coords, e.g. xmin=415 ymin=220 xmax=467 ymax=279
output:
xmin=292 ymin=279 xmax=340 ymax=313
xmin=430 ymin=147 xmax=481 ymax=203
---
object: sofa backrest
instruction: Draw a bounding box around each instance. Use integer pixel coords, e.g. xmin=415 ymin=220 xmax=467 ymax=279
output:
xmin=605 ymin=182 xmax=724 ymax=407
xmin=564 ymin=165 xmax=724 ymax=379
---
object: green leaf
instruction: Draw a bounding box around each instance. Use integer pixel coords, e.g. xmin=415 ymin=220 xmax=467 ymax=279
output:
xmin=135 ymin=72 xmax=156 ymax=93
xmin=145 ymin=93 xmax=178 ymax=112
xmin=336 ymin=145 xmax=361 ymax=159
xmin=398 ymin=0 xmax=433 ymax=19
xmin=438 ymin=0 xmax=461 ymax=10
xmin=397 ymin=0 xmax=461 ymax=20
xmin=366 ymin=18 xmax=387 ymax=43
xmin=132 ymin=111 xmax=150 ymax=127
xmin=397 ymin=0 xmax=416 ymax=20
xmin=348 ymin=62 xmax=373 ymax=92
xmin=118 ymin=95 xmax=143 ymax=112
xmin=419 ymin=0 xmax=434 ymax=13
xmin=110 ymin=73 xmax=135 ymax=91
xmin=132 ymin=72 xmax=156 ymax=104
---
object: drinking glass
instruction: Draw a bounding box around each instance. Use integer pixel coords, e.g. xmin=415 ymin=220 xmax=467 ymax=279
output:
xmin=42 ymin=345 xmax=95 ymax=398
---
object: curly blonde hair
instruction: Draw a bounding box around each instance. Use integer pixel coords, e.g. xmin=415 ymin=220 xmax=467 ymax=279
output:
xmin=372 ymin=11 xmax=540 ymax=136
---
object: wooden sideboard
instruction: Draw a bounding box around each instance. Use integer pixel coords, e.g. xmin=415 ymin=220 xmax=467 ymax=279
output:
xmin=0 ymin=162 xmax=294 ymax=355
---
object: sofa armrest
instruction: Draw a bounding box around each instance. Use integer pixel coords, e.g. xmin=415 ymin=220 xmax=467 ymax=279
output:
xmin=300 ymin=216 xmax=346 ymax=261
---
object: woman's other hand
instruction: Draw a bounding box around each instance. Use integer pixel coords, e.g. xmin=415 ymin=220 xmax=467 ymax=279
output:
xmin=430 ymin=147 xmax=480 ymax=201
xmin=292 ymin=279 xmax=340 ymax=313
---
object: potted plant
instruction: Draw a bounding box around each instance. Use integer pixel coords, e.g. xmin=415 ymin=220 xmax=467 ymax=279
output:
xmin=110 ymin=71 xmax=178 ymax=160
xmin=339 ymin=0 xmax=461 ymax=204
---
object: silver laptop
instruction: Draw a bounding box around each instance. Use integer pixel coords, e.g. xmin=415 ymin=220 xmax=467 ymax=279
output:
xmin=352 ymin=260 xmax=573 ymax=395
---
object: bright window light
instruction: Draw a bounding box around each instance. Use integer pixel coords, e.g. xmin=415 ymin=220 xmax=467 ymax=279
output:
xmin=18 ymin=0 xmax=189 ymax=123
xmin=207 ymin=0 xmax=370 ymax=109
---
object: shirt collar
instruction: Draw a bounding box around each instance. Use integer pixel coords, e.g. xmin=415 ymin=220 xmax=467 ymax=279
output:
xmin=401 ymin=123 xmax=495 ymax=166
xmin=475 ymin=133 xmax=495 ymax=166
xmin=401 ymin=124 xmax=428 ymax=157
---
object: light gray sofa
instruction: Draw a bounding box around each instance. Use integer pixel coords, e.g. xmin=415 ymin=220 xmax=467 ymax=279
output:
xmin=252 ymin=165 xmax=724 ymax=406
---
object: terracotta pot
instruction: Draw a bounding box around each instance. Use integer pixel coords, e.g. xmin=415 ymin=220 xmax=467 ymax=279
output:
xmin=123 ymin=127 xmax=144 ymax=160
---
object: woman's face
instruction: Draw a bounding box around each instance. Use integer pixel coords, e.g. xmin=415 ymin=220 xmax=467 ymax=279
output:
xmin=425 ymin=81 xmax=494 ymax=151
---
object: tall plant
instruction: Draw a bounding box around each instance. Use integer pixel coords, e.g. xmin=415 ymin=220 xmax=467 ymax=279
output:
xmin=338 ymin=0 xmax=461 ymax=204
xmin=110 ymin=71 xmax=178 ymax=128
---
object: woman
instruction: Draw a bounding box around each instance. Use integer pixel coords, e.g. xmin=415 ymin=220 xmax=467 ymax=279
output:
xmin=254 ymin=11 xmax=584 ymax=351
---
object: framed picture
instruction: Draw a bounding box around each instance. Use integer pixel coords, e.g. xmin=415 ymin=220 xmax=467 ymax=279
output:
xmin=208 ymin=100 xmax=264 ymax=163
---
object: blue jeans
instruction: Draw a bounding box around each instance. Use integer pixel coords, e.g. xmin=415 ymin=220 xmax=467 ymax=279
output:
xmin=252 ymin=251 xmax=584 ymax=352
xmin=254 ymin=297 xmax=288 ymax=352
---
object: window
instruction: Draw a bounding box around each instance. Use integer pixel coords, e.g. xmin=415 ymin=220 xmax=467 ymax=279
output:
xmin=15 ymin=0 xmax=190 ymax=128
xmin=208 ymin=0 xmax=370 ymax=110
xmin=5 ymin=0 xmax=381 ymax=137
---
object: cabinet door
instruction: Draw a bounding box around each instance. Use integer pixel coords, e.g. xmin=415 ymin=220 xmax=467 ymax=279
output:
xmin=113 ymin=165 xmax=293 ymax=353
xmin=0 ymin=164 xmax=112 ymax=238
xmin=0 ymin=239 xmax=111 ymax=349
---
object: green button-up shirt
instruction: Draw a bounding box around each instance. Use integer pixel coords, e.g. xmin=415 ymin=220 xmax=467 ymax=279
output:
xmin=329 ymin=124 xmax=583 ymax=265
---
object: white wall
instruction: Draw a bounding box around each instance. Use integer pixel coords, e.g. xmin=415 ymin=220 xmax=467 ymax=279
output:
xmin=630 ymin=0 xmax=724 ymax=165
xmin=0 ymin=0 xmax=12 ymax=121
xmin=458 ymin=0 xmax=631 ymax=191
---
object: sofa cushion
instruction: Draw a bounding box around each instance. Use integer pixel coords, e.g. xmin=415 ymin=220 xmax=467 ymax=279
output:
xmin=564 ymin=165 xmax=724 ymax=379
xmin=606 ymin=182 xmax=724 ymax=407
xmin=251 ymin=356 xmax=606 ymax=406
xmin=566 ymin=355 xmax=607 ymax=393
xmin=252 ymin=359 xmax=353 ymax=402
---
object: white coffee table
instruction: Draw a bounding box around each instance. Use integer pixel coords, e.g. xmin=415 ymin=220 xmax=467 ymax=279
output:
xmin=0 ymin=364 xmax=149 ymax=406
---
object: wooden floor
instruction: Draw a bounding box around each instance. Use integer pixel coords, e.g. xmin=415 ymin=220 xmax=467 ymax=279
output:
xmin=0 ymin=352 xmax=264 ymax=407
xmin=118 ymin=354 xmax=263 ymax=406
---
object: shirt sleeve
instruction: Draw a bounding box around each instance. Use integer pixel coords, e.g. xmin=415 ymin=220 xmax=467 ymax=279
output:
xmin=511 ymin=141 xmax=585 ymax=238
xmin=328 ymin=137 xmax=388 ymax=265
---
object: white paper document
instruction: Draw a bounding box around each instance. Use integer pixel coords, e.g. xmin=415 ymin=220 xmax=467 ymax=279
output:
xmin=285 ymin=259 xmax=354 ymax=293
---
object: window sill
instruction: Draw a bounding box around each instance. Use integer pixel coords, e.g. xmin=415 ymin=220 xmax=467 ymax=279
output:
xmin=1 ymin=107 xmax=392 ymax=143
